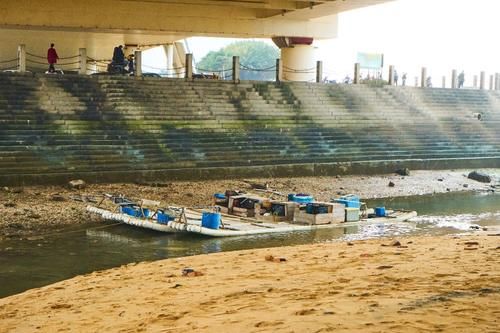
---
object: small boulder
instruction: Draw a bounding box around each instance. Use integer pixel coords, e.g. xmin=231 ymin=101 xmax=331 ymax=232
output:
xmin=468 ymin=171 xmax=491 ymax=183
xmin=50 ymin=194 xmax=66 ymax=202
xmin=388 ymin=181 xmax=395 ymax=187
xmin=68 ymin=179 xmax=87 ymax=190
xmin=395 ymin=168 xmax=410 ymax=176
xmin=4 ymin=202 xmax=16 ymax=208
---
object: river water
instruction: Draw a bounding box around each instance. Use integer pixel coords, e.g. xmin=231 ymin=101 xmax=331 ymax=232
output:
xmin=0 ymin=191 xmax=499 ymax=298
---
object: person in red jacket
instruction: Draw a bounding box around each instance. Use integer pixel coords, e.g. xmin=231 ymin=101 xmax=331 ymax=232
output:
xmin=47 ymin=43 xmax=59 ymax=73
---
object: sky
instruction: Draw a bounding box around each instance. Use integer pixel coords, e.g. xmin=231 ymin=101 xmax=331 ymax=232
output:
xmin=143 ymin=0 xmax=500 ymax=86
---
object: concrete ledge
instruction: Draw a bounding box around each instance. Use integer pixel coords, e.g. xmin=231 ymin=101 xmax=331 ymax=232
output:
xmin=1 ymin=157 xmax=499 ymax=186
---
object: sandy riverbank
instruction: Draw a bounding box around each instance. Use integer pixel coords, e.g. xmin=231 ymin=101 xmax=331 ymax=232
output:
xmin=0 ymin=233 xmax=498 ymax=332
xmin=0 ymin=168 xmax=498 ymax=238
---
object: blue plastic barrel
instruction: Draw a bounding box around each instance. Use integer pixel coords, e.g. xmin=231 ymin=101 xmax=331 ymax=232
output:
xmin=287 ymin=193 xmax=295 ymax=201
xmin=375 ymin=207 xmax=386 ymax=217
xmin=202 ymin=212 xmax=221 ymax=229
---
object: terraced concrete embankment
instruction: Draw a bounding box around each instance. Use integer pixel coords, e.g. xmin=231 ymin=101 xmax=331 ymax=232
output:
xmin=1 ymin=73 xmax=499 ymax=186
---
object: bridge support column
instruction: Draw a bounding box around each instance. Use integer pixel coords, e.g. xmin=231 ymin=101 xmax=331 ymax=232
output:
xmin=134 ymin=50 xmax=142 ymax=77
xmin=388 ymin=65 xmax=394 ymax=85
xmin=17 ymin=44 xmax=26 ymax=72
xmin=451 ymin=69 xmax=457 ymax=89
xmin=495 ymin=73 xmax=500 ymax=90
xmin=421 ymin=67 xmax=427 ymax=88
xmin=232 ymin=56 xmax=240 ymax=83
xmin=480 ymin=71 xmax=486 ymax=90
xmin=79 ymin=48 xmax=87 ymax=75
xmin=163 ymin=44 xmax=174 ymax=77
xmin=489 ymin=75 xmax=494 ymax=90
xmin=473 ymin=75 xmax=478 ymax=88
xmin=185 ymin=53 xmax=193 ymax=80
xmin=272 ymin=37 xmax=315 ymax=82
xmin=316 ymin=61 xmax=322 ymax=83
xmin=442 ymin=76 xmax=446 ymax=88
xmin=354 ymin=63 xmax=360 ymax=84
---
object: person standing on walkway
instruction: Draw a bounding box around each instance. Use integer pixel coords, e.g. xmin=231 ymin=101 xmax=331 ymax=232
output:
xmin=458 ymin=71 xmax=465 ymax=88
xmin=402 ymin=73 xmax=407 ymax=86
xmin=394 ymin=70 xmax=399 ymax=86
xmin=47 ymin=43 xmax=59 ymax=73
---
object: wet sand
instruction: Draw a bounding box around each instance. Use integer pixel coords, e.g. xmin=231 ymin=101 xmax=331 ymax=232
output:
xmin=1 ymin=168 xmax=498 ymax=238
xmin=0 ymin=233 xmax=498 ymax=333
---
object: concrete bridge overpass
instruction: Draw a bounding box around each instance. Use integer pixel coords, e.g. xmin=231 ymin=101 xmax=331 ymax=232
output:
xmin=0 ymin=0 xmax=392 ymax=78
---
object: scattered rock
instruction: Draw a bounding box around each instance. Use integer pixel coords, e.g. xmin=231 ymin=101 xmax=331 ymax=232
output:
xmin=185 ymin=193 xmax=194 ymax=198
xmin=171 ymin=284 xmax=182 ymax=288
xmin=265 ymin=255 xmax=287 ymax=263
xmin=469 ymin=225 xmax=481 ymax=230
xmin=2 ymin=187 xmax=23 ymax=193
xmin=181 ymin=268 xmax=204 ymax=277
xmin=437 ymin=178 xmax=444 ymax=182
xmin=388 ymin=181 xmax=395 ymax=187
xmin=463 ymin=184 xmax=469 ymax=188
xmin=395 ymin=168 xmax=410 ymax=176
xmin=464 ymin=241 xmax=479 ymax=246
xmin=50 ymin=194 xmax=66 ymax=202
xmin=28 ymin=213 xmax=41 ymax=219
xmin=68 ymin=179 xmax=86 ymax=190
xmin=390 ymin=240 xmax=401 ymax=247
xmin=376 ymin=265 xmax=394 ymax=270
xmin=347 ymin=242 xmax=354 ymax=246
xmin=4 ymin=202 xmax=16 ymax=208
xmin=468 ymin=171 xmax=491 ymax=183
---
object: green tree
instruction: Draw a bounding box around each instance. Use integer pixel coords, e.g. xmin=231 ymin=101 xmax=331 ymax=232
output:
xmin=196 ymin=41 xmax=279 ymax=81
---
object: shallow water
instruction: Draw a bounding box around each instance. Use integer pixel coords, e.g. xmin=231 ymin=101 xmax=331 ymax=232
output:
xmin=0 ymin=191 xmax=499 ymax=298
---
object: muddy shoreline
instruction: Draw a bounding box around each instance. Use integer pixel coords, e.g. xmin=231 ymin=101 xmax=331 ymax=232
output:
xmin=1 ymin=168 xmax=498 ymax=238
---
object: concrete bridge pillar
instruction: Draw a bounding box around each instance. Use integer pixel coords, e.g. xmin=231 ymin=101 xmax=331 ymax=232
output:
xmin=273 ymin=37 xmax=315 ymax=82
xmin=354 ymin=63 xmax=360 ymax=84
xmin=17 ymin=44 xmax=26 ymax=72
xmin=489 ymin=75 xmax=494 ymax=90
xmin=185 ymin=53 xmax=193 ymax=80
xmin=388 ymin=65 xmax=394 ymax=85
xmin=480 ymin=71 xmax=486 ymax=90
xmin=163 ymin=44 xmax=174 ymax=77
xmin=232 ymin=56 xmax=240 ymax=83
xmin=451 ymin=69 xmax=457 ymax=89
xmin=134 ymin=50 xmax=142 ymax=77
xmin=79 ymin=48 xmax=87 ymax=75
xmin=495 ymin=73 xmax=500 ymax=90
xmin=442 ymin=76 xmax=446 ymax=88
xmin=316 ymin=61 xmax=322 ymax=83
xmin=473 ymin=75 xmax=478 ymax=88
xmin=421 ymin=67 xmax=427 ymax=88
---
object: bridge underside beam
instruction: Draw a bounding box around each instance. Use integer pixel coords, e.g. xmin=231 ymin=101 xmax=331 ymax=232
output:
xmin=0 ymin=0 xmax=340 ymax=39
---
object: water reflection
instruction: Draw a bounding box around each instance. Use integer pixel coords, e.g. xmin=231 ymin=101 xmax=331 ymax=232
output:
xmin=1 ymin=192 xmax=499 ymax=298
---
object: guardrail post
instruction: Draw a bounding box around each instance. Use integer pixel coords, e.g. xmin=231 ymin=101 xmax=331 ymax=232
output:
xmin=134 ymin=50 xmax=142 ymax=77
xmin=276 ymin=59 xmax=282 ymax=83
xmin=353 ymin=63 xmax=360 ymax=84
xmin=421 ymin=67 xmax=427 ymax=88
xmin=18 ymin=44 xmax=26 ymax=72
xmin=480 ymin=71 xmax=486 ymax=90
xmin=451 ymin=69 xmax=457 ymax=89
xmin=185 ymin=53 xmax=193 ymax=80
xmin=316 ymin=60 xmax=323 ymax=83
xmin=79 ymin=48 xmax=87 ymax=75
xmin=232 ymin=56 xmax=240 ymax=83
xmin=388 ymin=65 xmax=394 ymax=85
